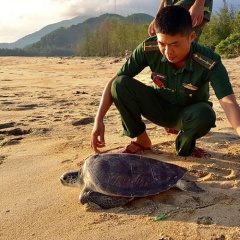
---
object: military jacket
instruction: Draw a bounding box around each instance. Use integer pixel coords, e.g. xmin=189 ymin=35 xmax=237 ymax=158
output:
xmin=165 ymin=0 xmax=213 ymax=21
xmin=117 ymin=36 xmax=233 ymax=107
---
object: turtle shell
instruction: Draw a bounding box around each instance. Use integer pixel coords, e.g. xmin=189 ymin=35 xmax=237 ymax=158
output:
xmin=83 ymin=153 xmax=187 ymax=197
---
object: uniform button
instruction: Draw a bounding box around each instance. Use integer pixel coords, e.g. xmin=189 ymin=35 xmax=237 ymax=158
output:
xmin=189 ymin=94 xmax=192 ymax=97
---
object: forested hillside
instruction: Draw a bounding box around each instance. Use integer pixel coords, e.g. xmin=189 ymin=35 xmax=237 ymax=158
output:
xmin=0 ymin=13 xmax=152 ymax=57
xmin=0 ymin=15 xmax=91 ymax=49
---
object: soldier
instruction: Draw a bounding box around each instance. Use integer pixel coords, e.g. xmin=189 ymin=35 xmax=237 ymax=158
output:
xmin=91 ymin=6 xmax=240 ymax=158
xmin=148 ymin=0 xmax=213 ymax=42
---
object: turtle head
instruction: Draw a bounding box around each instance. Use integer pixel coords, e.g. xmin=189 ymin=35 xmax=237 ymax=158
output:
xmin=60 ymin=170 xmax=82 ymax=188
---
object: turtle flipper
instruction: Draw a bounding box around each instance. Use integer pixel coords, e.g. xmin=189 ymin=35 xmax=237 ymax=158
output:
xmin=176 ymin=179 xmax=205 ymax=193
xmin=80 ymin=190 xmax=133 ymax=209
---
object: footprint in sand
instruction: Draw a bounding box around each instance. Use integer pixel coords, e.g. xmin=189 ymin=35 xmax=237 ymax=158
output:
xmin=72 ymin=117 xmax=94 ymax=126
xmin=1 ymin=137 xmax=24 ymax=146
xmin=0 ymin=128 xmax=31 ymax=136
xmin=0 ymin=127 xmax=32 ymax=146
xmin=0 ymin=122 xmax=16 ymax=129
xmin=16 ymin=104 xmax=39 ymax=110
xmin=0 ymin=156 xmax=6 ymax=165
xmin=187 ymin=164 xmax=238 ymax=181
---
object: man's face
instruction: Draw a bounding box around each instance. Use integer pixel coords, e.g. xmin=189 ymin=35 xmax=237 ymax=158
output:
xmin=156 ymin=32 xmax=196 ymax=68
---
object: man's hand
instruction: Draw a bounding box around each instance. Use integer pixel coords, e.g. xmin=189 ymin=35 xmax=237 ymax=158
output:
xmin=91 ymin=120 xmax=105 ymax=153
xmin=189 ymin=1 xmax=205 ymax=27
xmin=148 ymin=0 xmax=165 ymax=36
xmin=148 ymin=19 xmax=156 ymax=36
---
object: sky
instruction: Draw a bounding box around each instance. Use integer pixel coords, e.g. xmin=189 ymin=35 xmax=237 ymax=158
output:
xmin=0 ymin=0 xmax=239 ymax=43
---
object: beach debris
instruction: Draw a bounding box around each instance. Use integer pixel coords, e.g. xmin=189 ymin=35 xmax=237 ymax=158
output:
xmin=154 ymin=214 xmax=166 ymax=222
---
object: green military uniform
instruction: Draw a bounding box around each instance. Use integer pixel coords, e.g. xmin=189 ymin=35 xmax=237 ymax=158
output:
xmin=111 ymin=36 xmax=233 ymax=156
xmin=165 ymin=0 xmax=213 ymax=42
xmin=165 ymin=0 xmax=212 ymax=21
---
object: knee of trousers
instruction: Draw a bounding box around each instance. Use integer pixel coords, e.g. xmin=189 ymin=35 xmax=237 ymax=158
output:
xmin=183 ymin=103 xmax=216 ymax=130
xmin=111 ymin=75 xmax=131 ymax=97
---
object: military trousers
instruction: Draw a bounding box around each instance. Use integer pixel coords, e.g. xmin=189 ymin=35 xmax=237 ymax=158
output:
xmin=111 ymin=75 xmax=216 ymax=156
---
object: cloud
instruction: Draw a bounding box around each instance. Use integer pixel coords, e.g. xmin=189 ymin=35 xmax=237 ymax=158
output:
xmin=0 ymin=0 xmax=157 ymax=42
xmin=58 ymin=0 xmax=117 ymax=18
xmin=55 ymin=0 xmax=156 ymax=18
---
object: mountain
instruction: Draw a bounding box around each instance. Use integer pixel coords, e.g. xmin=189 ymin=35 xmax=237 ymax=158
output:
xmin=24 ymin=13 xmax=154 ymax=56
xmin=125 ymin=13 xmax=154 ymax=23
xmin=0 ymin=15 xmax=92 ymax=49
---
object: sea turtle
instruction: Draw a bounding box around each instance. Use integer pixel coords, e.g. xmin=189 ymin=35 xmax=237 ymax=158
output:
xmin=60 ymin=153 xmax=204 ymax=209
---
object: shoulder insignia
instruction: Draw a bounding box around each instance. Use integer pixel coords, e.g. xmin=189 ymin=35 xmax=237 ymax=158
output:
xmin=143 ymin=41 xmax=159 ymax=52
xmin=192 ymin=53 xmax=217 ymax=70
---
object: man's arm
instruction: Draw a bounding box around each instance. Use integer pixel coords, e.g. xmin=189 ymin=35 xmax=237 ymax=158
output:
xmin=219 ymin=94 xmax=240 ymax=136
xmin=189 ymin=0 xmax=206 ymax=27
xmin=91 ymin=74 xmax=118 ymax=153
xmin=148 ymin=0 xmax=165 ymax=36
xmin=155 ymin=0 xmax=165 ymax=14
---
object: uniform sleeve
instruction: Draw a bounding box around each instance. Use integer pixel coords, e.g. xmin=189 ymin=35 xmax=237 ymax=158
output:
xmin=210 ymin=61 xmax=234 ymax=100
xmin=117 ymin=42 xmax=148 ymax=77
xmin=173 ymin=0 xmax=212 ymax=21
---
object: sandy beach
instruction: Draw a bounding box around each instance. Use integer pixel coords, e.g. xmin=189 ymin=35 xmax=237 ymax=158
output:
xmin=0 ymin=56 xmax=239 ymax=240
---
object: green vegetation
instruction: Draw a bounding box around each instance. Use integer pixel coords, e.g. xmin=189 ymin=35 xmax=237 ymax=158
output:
xmin=76 ymin=19 xmax=149 ymax=57
xmin=215 ymin=34 xmax=240 ymax=58
xmin=0 ymin=1 xmax=240 ymax=58
xmin=200 ymin=0 xmax=240 ymax=58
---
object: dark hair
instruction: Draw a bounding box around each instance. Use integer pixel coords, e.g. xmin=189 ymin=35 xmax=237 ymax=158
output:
xmin=154 ymin=6 xmax=193 ymax=36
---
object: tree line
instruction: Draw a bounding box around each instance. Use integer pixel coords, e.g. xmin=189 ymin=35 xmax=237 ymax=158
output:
xmin=75 ymin=19 xmax=149 ymax=57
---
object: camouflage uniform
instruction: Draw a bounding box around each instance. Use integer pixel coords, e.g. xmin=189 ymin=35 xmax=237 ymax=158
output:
xmin=165 ymin=0 xmax=213 ymax=41
xmin=111 ymin=36 xmax=233 ymax=156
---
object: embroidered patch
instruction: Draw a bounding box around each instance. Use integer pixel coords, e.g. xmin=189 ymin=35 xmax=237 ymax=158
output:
xmin=183 ymin=83 xmax=198 ymax=91
xmin=151 ymin=72 xmax=167 ymax=81
xmin=192 ymin=53 xmax=217 ymax=70
xmin=143 ymin=41 xmax=159 ymax=52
